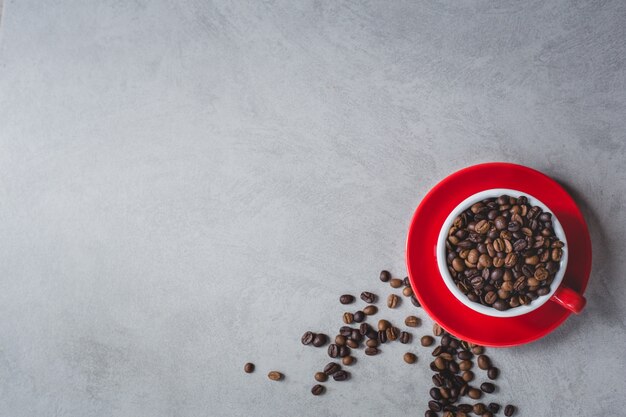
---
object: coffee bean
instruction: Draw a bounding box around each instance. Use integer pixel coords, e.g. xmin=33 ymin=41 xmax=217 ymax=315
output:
xmin=360 ymin=291 xmax=377 ymax=303
xmin=386 ymin=327 xmax=399 ymax=341
xmin=473 ymin=403 xmax=487 ymax=414
xmin=504 ymin=405 xmax=517 ymax=416
xmin=314 ymin=371 xmax=327 ymax=382
xmin=365 ymin=347 xmax=379 ymax=356
xmin=378 ymin=330 xmax=388 ymax=343
xmin=311 ymin=384 xmax=325 ymax=395
xmin=431 ymin=346 xmax=442 ymax=356
xmin=458 ymin=404 xmax=473 ymax=413
xmin=390 ymin=278 xmax=403 ymax=288
xmin=403 ymin=276 xmax=410 ymax=286
xmin=342 ymin=355 xmax=355 ymax=366
xmin=477 ymin=355 xmax=491 ymax=370
xmin=428 ymin=400 xmax=443 ymax=412
xmin=459 ymin=360 xmax=472 ymax=371
xmin=327 ymin=344 xmax=339 ymax=358
xmin=404 ymin=352 xmax=417 ymax=364
xmin=353 ymin=311 xmax=365 ymax=323
xmin=421 ymin=335 xmax=435 ymax=346
xmin=378 ymin=319 xmax=391 ymax=331
xmin=425 ymin=411 xmax=438 ymax=417
xmin=301 ymin=331 xmax=315 ymax=345
xmin=405 ymin=315 xmax=421 ymax=327
xmin=429 ymin=387 xmax=442 ymax=400
xmin=363 ymin=305 xmax=378 ymax=315
xmin=411 ymin=295 xmax=421 ymax=307
xmin=434 ymin=357 xmax=447 ymax=370
xmin=468 ymin=388 xmax=482 ymax=399
xmin=343 ymin=312 xmax=354 ymax=324
xmin=402 ymin=286 xmax=414 ymax=297
xmin=462 ymin=371 xmax=474 ymax=382
xmin=380 ymin=270 xmax=391 ymax=282
xmin=480 ymin=382 xmax=495 ymax=393
xmin=323 ymin=362 xmax=340 ymax=375
xmin=387 ymin=294 xmax=400 ymax=308
xmin=335 ymin=335 xmax=346 ymax=345
xmin=433 ymin=323 xmax=444 ymax=336
xmin=267 ymin=371 xmax=283 ymax=381
xmin=244 ymin=362 xmax=255 ymax=373
xmin=312 ymin=333 xmax=327 ymax=347
xmin=346 ymin=339 xmax=358 ymax=349
xmin=487 ymin=366 xmax=499 ymax=380
xmin=493 ymin=300 xmax=508 ymax=311
xmin=484 ymin=291 xmax=497 ymax=305
xmin=333 ymin=370 xmax=349 ymax=381
xmin=458 ymin=350 xmax=473 ymax=360
xmin=339 ymin=326 xmax=352 ymax=337
xmin=339 ymin=346 xmax=350 ymax=357
xmin=400 ymin=331 xmax=411 ymax=344
xmin=339 ymin=294 xmax=354 ymax=304
xmin=482 ymin=412 xmax=493 ymax=417
xmin=488 ymin=403 xmax=500 ymax=413
xmin=366 ymin=338 xmax=379 ymax=348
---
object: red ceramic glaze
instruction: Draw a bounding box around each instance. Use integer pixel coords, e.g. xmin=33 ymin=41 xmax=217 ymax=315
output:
xmin=405 ymin=162 xmax=592 ymax=347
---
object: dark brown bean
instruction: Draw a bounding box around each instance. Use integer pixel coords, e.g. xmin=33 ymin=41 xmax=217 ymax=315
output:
xmin=323 ymin=362 xmax=340 ymax=375
xmin=468 ymin=387 xmax=482 ymax=399
xmin=339 ymin=294 xmax=354 ymax=304
xmin=487 ymin=366 xmax=499 ymax=380
xmin=400 ymin=331 xmax=411 ymax=344
xmin=327 ymin=344 xmax=339 ymax=358
xmin=386 ymin=327 xmax=399 ymax=341
xmin=360 ymin=291 xmax=377 ymax=303
xmin=312 ymin=333 xmax=327 ymax=347
xmin=353 ymin=311 xmax=365 ymax=323
xmin=411 ymin=295 xmax=421 ymax=307
xmin=405 ymin=315 xmax=421 ymax=327
xmin=314 ymin=372 xmax=327 ymax=382
xmin=421 ymin=335 xmax=435 ymax=346
xmin=244 ymin=362 xmax=255 ymax=373
xmin=488 ymin=403 xmax=500 ymax=413
xmin=390 ymin=278 xmax=403 ymax=288
xmin=473 ymin=403 xmax=487 ymax=414
xmin=480 ymin=382 xmax=495 ymax=393
xmin=403 ymin=352 xmax=417 ymax=364
xmin=379 ymin=270 xmax=391 ymax=282
xmin=387 ymin=294 xmax=400 ymax=308
xmin=311 ymin=384 xmax=325 ymax=395
xmin=333 ymin=370 xmax=349 ymax=381
xmin=477 ymin=355 xmax=491 ymax=370
xmin=365 ymin=347 xmax=379 ymax=356
xmin=301 ymin=331 xmax=315 ymax=345
xmin=504 ymin=405 xmax=517 ymax=416
xmin=342 ymin=355 xmax=355 ymax=366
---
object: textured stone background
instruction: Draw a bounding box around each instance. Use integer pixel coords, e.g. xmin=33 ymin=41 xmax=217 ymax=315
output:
xmin=0 ymin=1 xmax=625 ymax=416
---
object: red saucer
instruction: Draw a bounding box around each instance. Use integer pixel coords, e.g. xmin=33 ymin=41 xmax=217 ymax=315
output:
xmin=405 ymin=162 xmax=592 ymax=347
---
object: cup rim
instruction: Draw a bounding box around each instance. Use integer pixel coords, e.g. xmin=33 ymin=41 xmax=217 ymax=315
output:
xmin=436 ymin=188 xmax=569 ymax=318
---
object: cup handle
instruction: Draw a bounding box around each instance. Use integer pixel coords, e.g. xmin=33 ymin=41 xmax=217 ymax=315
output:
xmin=550 ymin=286 xmax=586 ymax=314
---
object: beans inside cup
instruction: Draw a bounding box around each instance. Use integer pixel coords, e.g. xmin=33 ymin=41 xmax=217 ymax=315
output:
xmin=445 ymin=194 xmax=565 ymax=311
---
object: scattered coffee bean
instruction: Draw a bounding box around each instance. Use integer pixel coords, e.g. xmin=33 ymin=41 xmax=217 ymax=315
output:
xmin=488 ymin=403 xmax=500 ymax=413
xmin=458 ymin=404 xmax=473 ymax=413
xmin=411 ymin=295 xmax=421 ymax=307
xmin=462 ymin=370 xmax=474 ymax=382
xmin=312 ymin=333 xmax=327 ymax=347
xmin=472 ymin=345 xmax=484 ymax=355
xmin=477 ymin=355 xmax=491 ymax=370
xmin=314 ymin=372 xmax=327 ymax=382
xmin=267 ymin=371 xmax=283 ymax=381
xmin=429 ymin=387 xmax=442 ymax=400
xmin=504 ymin=404 xmax=517 ymax=416
xmin=433 ymin=323 xmax=444 ymax=336
xmin=339 ymin=294 xmax=354 ymax=304
xmin=346 ymin=339 xmax=358 ymax=349
xmin=386 ymin=327 xmax=399 ymax=341
xmin=342 ymin=355 xmax=355 ymax=366
xmin=402 ymin=286 xmax=414 ymax=297
xmin=379 ymin=270 xmax=391 ymax=282
xmin=339 ymin=326 xmax=352 ymax=337
xmin=327 ymin=344 xmax=339 ymax=358
xmin=364 ymin=347 xmax=379 ymax=356
xmin=343 ymin=312 xmax=354 ymax=324
xmin=459 ymin=360 xmax=472 ymax=371
xmin=323 ymin=362 xmax=340 ymax=375
xmin=400 ymin=331 xmax=411 ymax=344
xmin=458 ymin=350 xmax=473 ymax=360
xmin=301 ymin=331 xmax=315 ymax=345
xmin=473 ymin=403 xmax=487 ymax=414
xmin=403 ymin=352 xmax=417 ymax=364
xmin=425 ymin=411 xmax=437 ymax=417
xmin=387 ymin=294 xmax=401 ymax=308
xmin=428 ymin=400 xmax=443 ymax=411
xmin=244 ymin=362 xmax=255 ymax=373
xmin=390 ymin=278 xmax=403 ymax=288
xmin=333 ymin=370 xmax=349 ymax=381
xmin=311 ymin=384 xmax=325 ymax=395
xmin=487 ymin=366 xmax=499 ymax=380
xmin=366 ymin=338 xmax=379 ymax=348
xmin=363 ymin=305 xmax=378 ymax=315
xmin=335 ymin=335 xmax=346 ymax=345
xmin=378 ymin=319 xmax=391 ymax=331
xmin=421 ymin=335 xmax=435 ymax=346
xmin=339 ymin=346 xmax=350 ymax=357
xmin=405 ymin=315 xmax=421 ymax=327
xmin=481 ymin=382 xmax=495 ymax=393
xmin=378 ymin=330 xmax=388 ymax=343
xmin=353 ymin=311 xmax=365 ymax=323
xmin=360 ymin=291 xmax=377 ymax=303
xmin=468 ymin=387 xmax=482 ymax=399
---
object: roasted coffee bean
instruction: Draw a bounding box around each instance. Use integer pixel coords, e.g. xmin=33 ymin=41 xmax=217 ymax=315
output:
xmin=481 ymin=382 xmax=495 ymax=393
xmin=380 ymin=270 xmax=391 ymax=282
xmin=312 ymin=333 xmax=328 ymax=347
xmin=335 ymin=335 xmax=346 ymax=345
xmin=428 ymin=400 xmax=443 ymax=412
xmin=421 ymin=335 xmax=435 ymax=346
xmin=378 ymin=330 xmax=388 ymax=343
xmin=339 ymin=294 xmax=355 ymax=304
xmin=404 ymin=276 xmax=411 ymax=286
xmin=314 ymin=371 xmax=328 ymax=382
xmin=482 ymin=412 xmax=493 ymax=417
xmin=366 ymin=338 xmax=379 ymax=348
xmin=459 ymin=360 xmax=472 ymax=371
xmin=411 ymin=296 xmax=421 ymax=307
xmin=458 ymin=404 xmax=473 ymax=413
xmin=504 ymin=405 xmax=517 ymax=416
xmin=484 ymin=291 xmax=497 ymax=305
xmin=333 ymin=370 xmax=350 ymax=381
xmin=458 ymin=350 xmax=473 ymax=360
xmin=462 ymin=370 xmax=474 ymax=382
xmin=405 ymin=315 xmax=421 ymax=327
xmin=433 ymin=323 xmax=444 ymax=336
xmin=360 ymin=291 xmax=377 ymax=303
xmin=339 ymin=326 xmax=352 ymax=337
xmin=487 ymin=367 xmax=499 ymax=380
xmin=346 ymin=339 xmax=358 ymax=349
xmin=311 ymin=384 xmax=325 ymax=395
xmin=468 ymin=388 xmax=482 ymax=399
xmin=350 ymin=329 xmax=361 ymax=341
xmin=425 ymin=411 xmax=437 ymax=417
xmin=364 ymin=347 xmax=379 ymax=356
xmin=267 ymin=371 xmax=283 ymax=381
xmin=301 ymin=331 xmax=315 ymax=345
xmin=342 ymin=355 xmax=355 ymax=366
xmin=244 ymin=362 xmax=255 ymax=373
xmin=432 ymin=374 xmax=444 ymax=387
xmin=403 ymin=352 xmax=417 ymax=364
xmin=363 ymin=305 xmax=378 ymax=315
xmin=477 ymin=355 xmax=491 ymax=370
xmin=353 ymin=311 xmax=365 ymax=323
xmin=327 ymin=344 xmax=339 ymax=358
xmin=390 ymin=278 xmax=403 ymax=288
xmin=448 ymin=361 xmax=460 ymax=373
xmin=473 ymin=403 xmax=487 ymax=414
xmin=429 ymin=387 xmax=442 ymax=400
xmin=387 ymin=294 xmax=400 ymax=308
xmin=493 ymin=300 xmax=508 ymax=311
xmin=323 ymin=362 xmax=340 ymax=375
xmin=339 ymin=346 xmax=350 ymax=357
xmin=488 ymin=403 xmax=500 ymax=413
xmin=400 ymin=331 xmax=411 ymax=344
xmin=378 ymin=319 xmax=391 ymax=331
xmin=402 ymin=286 xmax=414 ymax=297
xmin=386 ymin=327 xmax=399 ymax=341
xmin=471 ymin=345 xmax=484 ymax=355
xmin=434 ymin=357 xmax=447 ymax=370
xmin=343 ymin=312 xmax=354 ymax=324
xmin=431 ymin=346 xmax=442 ymax=356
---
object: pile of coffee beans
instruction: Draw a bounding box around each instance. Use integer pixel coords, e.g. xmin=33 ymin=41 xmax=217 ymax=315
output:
xmin=446 ymin=194 xmax=565 ymax=310
xmin=245 ymin=269 xmax=519 ymax=414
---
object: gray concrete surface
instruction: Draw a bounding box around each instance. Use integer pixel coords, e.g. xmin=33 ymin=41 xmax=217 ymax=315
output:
xmin=1 ymin=1 xmax=625 ymax=416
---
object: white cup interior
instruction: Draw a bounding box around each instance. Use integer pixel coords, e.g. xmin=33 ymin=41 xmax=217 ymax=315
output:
xmin=436 ymin=188 xmax=568 ymax=318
